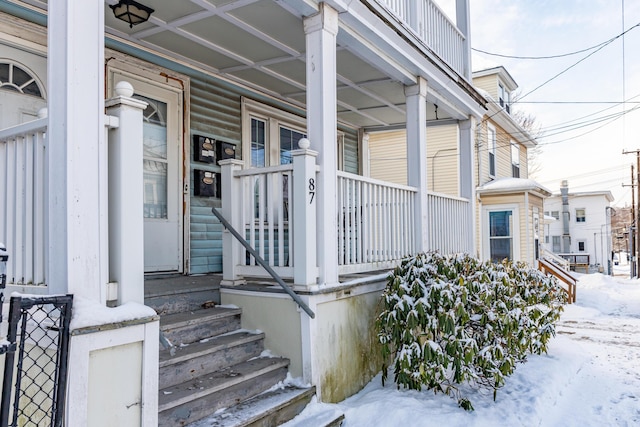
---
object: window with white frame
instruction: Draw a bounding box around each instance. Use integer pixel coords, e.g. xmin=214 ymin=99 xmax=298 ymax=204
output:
xmin=551 ymin=211 xmax=560 ymax=220
xmin=489 ymin=210 xmax=513 ymax=262
xmin=577 ymin=240 xmax=586 ymax=252
xmin=511 ymin=142 xmax=520 ymax=178
xmin=488 ymin=125 xmax=496 ymax=177
xmin=552 ymin=236 xmax=561 ymax=252
xmin=575 ymin=208 xmax=586 ymax=223
xmin=499 ymin=82 xmax=510 ymax=113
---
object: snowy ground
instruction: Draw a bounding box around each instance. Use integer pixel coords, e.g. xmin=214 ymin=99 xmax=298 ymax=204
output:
xmin=288 ymin=267 xmax=640 ymax=427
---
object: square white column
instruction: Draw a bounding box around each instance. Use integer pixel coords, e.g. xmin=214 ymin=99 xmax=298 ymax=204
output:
xmin=47 ymin=0 xmax=105 ymax=301
xmin=304 ymin=3 xmax=339 ymax=287
xmin=459 ymin=118 xmax=476 ymax=252
xmin=405 ymin=78 xmax=429 ymax=253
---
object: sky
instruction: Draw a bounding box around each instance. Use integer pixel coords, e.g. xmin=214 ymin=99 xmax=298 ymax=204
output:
xmin=283 ymin=265 xmax=640 ymax=426
xmin=437 ymin=0 xmax=640 ymax=207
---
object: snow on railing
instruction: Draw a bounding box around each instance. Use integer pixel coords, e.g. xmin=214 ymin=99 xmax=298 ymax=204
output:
xmin=0 ymin=117 xmax=48 ymax=286
xmin=376 ymin=0 xmax=466 ymax=76
xmin=337 ymin=171 xmax=417 ymax=273
xmin=426 ymin=191 xmax=472 ymax=255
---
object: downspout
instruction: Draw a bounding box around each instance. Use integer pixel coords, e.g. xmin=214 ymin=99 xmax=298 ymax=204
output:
xmin=561 ymin=180 xmax=571 ymax=252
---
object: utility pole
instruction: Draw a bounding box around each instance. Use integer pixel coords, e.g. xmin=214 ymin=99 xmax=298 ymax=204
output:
xmin=622 ymin=159 xmax=636 ymax=278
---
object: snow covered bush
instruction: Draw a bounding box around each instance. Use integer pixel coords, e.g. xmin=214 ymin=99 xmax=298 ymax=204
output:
xmin=376 ymin=252 xmax=567 ymax=410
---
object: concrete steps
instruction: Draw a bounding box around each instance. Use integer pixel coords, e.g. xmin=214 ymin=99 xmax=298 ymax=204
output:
xmin=146 ymin=277 xmax=320 ymax=427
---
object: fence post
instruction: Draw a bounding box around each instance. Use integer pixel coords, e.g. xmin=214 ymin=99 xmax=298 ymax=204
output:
xmin=220 ymin=159 xmax=245 ymax=285
xmin=105 ymin=81 xmax=147 ymax=305
xmin=292 ymin=139 xmax=318 ymax=286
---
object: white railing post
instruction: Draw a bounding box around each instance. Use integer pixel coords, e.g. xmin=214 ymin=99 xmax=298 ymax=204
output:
xmin=292 ymin=139 xmax=318 ymax=286
xmin=105 ymin=81 xmax=147 ymax=305
xmin=220 ymin=159 xmax=245 ymax=285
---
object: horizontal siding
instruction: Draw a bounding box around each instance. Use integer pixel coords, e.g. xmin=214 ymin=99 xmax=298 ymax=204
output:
xmin=473 ymin=75 xmax=497 ymax=100
xmin=426 ymin=124 xmax=458 ymax=196
xmin=368 ymin=130 xmax=407 ymax=185
xmin=189 ymin=75 xmax=242 ymax=274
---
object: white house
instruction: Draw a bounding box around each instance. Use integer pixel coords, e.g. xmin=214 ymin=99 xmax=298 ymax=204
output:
xmin=544 ymin=181 xmax=614 ymax=273
xmin=0 ymin=1 xmax=485 ymax=425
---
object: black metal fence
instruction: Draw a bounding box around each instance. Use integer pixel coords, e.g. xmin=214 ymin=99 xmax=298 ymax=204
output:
xmin=0 ymin=295 xmax=73 ymax=427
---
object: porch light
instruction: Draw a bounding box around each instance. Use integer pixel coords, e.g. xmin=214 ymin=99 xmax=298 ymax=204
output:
xmin=110 ymin=0 xmax=154 ymax=28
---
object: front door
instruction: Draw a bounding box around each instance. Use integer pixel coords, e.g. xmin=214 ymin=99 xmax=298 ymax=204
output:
xmin=111 ymin=72 xmax=183 ymax=273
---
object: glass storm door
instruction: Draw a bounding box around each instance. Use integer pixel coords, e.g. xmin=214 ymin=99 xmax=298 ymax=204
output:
xmin=112 ymin=73 xmax=183 ymax=273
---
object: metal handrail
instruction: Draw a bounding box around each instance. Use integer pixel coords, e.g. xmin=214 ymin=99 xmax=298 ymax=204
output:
xmin=211 ymin=208 xmax=315 ymax=319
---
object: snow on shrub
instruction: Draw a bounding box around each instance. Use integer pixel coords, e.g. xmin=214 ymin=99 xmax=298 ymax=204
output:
xmin=376 ymin=252 xmax=567 ymax=410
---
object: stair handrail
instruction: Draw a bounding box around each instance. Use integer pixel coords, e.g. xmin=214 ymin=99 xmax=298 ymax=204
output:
xmin=538 ymin=257 xmax=577 ymax=303
xmin=541 ymin=248 xmax=571 ymax=271
xmin=211 ymin=207 xmax=315 ymax=319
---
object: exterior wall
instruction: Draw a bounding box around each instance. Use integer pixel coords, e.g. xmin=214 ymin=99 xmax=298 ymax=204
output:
xmin=220 ymin=289 xmax=304 ymax=378
xmin=221 ymin=281 xmax=385 ymax=404
xmin=427 ymin=124 xmax=459 ymax=195
xmin=367 ymin=124 xmax=459 ymax=196
xmin=478 ymin=192 xmax=543 ymax=266
xmin=367 ymin=129 xmax=407 ymax=185
xmin=473 ymin=74 xmax=498 ymax=100
xmin=544 ymin=193 xmax=612 ymax=267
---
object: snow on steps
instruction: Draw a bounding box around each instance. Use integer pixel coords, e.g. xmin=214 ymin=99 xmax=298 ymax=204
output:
xmin=153 ymin=299 xmax=317 ymax=427
xmin=280 ymin=397 xmax=345 ymax=427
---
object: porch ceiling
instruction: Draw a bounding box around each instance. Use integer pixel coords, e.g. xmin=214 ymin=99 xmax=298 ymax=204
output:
xmin=102 ymin=0 xmax=457 ymax=128
xmin=15 ymin=0 xmax=463 ymax=128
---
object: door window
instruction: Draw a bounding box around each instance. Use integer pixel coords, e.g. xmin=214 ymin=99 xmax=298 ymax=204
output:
xmin=136 ymin=94 xmax=169 ymax=219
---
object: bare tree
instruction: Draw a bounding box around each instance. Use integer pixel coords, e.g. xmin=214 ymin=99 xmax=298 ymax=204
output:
xmin=511 ymin=109 xmax=543 ymax=180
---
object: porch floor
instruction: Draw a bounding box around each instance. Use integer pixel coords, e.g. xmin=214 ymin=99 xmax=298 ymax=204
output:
xmin=144 ymin=269 xmax=391 ymax=302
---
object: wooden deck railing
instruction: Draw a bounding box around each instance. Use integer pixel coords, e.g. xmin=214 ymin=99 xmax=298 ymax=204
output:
xmin=0 ymin=118 xmax=48 ymax=286
xmin=538 ymin=258 xmax=577 ymax=303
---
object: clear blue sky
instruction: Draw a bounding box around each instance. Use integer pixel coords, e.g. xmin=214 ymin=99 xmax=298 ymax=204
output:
xmin=438 ymin=0 xmax=640 ymax=206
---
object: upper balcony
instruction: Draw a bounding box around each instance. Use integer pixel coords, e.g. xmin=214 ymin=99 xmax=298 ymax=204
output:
xmin=374 ymin=0 xmax=469 ymax=79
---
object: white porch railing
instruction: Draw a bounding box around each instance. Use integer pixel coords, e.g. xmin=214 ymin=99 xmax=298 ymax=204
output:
xmin=234 ymin=164 xmax=295 ymax=279
xmin=426 ymin=191 xmax=472 ymax=255
xmin=337 ymin=171 xmax=417 ymax=274
xmin=376 ymin=0 xmax=466 ymax=76
xmin=0 ymin=118 xmax=48 ymax=286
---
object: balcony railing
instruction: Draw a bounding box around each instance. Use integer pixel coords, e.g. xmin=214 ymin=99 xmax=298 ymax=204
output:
xmin=426 ymin=191 xmax=473 ymax=254
xmin=376 ymin=0 xmax=467 ymax=76
xmin=0 ymin=118 xmax=48 ymax=286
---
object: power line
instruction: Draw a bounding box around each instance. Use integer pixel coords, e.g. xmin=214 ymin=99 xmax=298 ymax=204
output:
xmin=472 ymin=21 xmax=640 ymax=60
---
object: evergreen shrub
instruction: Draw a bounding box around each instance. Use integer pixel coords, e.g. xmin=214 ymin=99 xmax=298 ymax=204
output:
xmin=377 ymin=252 xmax=567 ymax=410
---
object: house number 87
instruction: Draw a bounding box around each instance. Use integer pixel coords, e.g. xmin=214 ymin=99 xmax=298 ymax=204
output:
xmin=308 ymin=178 xmax=316 ymax=204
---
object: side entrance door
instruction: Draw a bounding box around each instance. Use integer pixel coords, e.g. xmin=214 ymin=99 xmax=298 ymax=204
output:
xmin=110 ymin=71 xmax=184 ymax=273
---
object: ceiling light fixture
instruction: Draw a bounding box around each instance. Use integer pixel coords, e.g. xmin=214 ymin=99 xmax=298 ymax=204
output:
xmin=110 ymin=0 xmax=154 ymax=28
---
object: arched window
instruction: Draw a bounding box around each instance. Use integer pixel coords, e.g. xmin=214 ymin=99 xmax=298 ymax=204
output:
xmin=0 ymin=61 xmax=44 ymax=98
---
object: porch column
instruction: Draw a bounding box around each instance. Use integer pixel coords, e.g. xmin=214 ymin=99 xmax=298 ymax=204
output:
xmin=459 ymin=118 xmax=476 ymax=253
xmin=456 ymin=0 xmax=472 ymax=80
xmin=105 ymin=82 xmax=147 ymax=305
xmin=405 ymin=77 xmax=429 ymax=253
xmin=47 ymin=0 xmax=105 ymax=302
xmin=304 ymin=3 xmax=339 ymax=287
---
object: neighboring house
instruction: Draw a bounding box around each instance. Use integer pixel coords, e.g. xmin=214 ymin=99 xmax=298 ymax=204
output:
xmin=0 ymin=1 xmax=485 ymax=425
xmin=366 ymin=65 xmax=550 ymax=265
xmin=543 ymin=180 xmax=614 ymax=273
xmin=473 ymin=66 xmax=551 ymax=265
